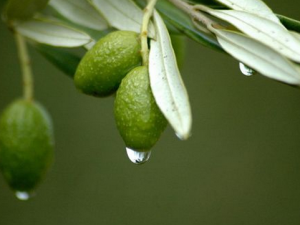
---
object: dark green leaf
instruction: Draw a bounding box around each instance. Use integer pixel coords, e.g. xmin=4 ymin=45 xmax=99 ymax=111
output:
xmin=3 ymin=0 xmax=49 ymax=23
xmin=188 ymin=0 xmax=227 ymax=9
xmin=34 ymin=44 xmax=81 ymax=78
xmin=277 ymin=14 xmax=300 ymax=33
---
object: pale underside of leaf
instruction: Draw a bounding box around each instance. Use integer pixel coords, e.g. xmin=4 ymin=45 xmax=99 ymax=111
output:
xmin=84 ymin=38 xmax=97 ymax=50
xmin=49 ymin=0 xmax=108 ymax=30
xmin=290 ymin=31 xmax=300 ymax=42
xmin=211 ymin=28 xmax=300 ymax=85
xmin=89 ymin=0 xmax=155 ymax=38
xmin=149 ymin=11 xmax=192 ymax=140
xmin=214 ymin=0 xmax=281 ymax=24
xmin=207 ymin=9 xmax=300 ymax=63
xmin=15 ymin=19 xmax=92 ymax=47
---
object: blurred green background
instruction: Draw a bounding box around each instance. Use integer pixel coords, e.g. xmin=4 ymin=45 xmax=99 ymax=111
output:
xmin=1 ymin=1 xmax=300 ymax=225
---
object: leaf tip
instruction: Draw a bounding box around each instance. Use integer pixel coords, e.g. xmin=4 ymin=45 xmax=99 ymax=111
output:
xmin=174 ymin=119 xmax=192 ymax=141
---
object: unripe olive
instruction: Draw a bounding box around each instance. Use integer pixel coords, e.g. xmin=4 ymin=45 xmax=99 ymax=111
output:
xmin=114 ymin=66 xmax=167 ymax=151
xmin=0 ymin=99 xmax=54 ymax=193
xmin=74 ymin=31 xmax=142 ymax=97
xmin=170 ymin=34 xmax=186 ymax=70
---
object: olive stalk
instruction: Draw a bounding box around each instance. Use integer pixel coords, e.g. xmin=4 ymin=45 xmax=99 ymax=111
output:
xmin=141 ymin=0 xmax=157 ymax=66
xmin=15 ymin=32 xmax=34 ymax=101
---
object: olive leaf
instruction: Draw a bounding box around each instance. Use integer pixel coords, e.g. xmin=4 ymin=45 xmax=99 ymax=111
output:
xmin=134 ymin=0 xmax=223 ymax=52
xmin=84 ymin=39 xmax=97 ymax=50
xmin=290 ymin=31 xmax=300 ymax=42
xmin=211 ymin=28 xmax=300 ymax=85
xmin=15 ymin=18 xmax=92 ymax=47
xmin=34 ymin=44 xmax=81 ymax=78
xmin=153 ymin=0 xmax=223 ymax=52
xmin=89 ymin=0 xmax=155 ymax=38
xmin=190 ymin=0 xmax=225 ymax=8
xmin=278 ymin=15 xmax=300 ymax=33
xmin=214 ymin=0 xmax=281 ymax=24
xmin=205 ymin=9 xmax=300 ymax=63
xmin=149 ymin=11 xmax=192 ymax=140
xmin=2 ymin=0 xmax=49 ymax=22
xmin=49 ymin=0 xmax=108 ymax=30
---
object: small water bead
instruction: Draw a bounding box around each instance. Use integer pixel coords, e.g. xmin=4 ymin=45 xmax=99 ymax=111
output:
xmin=15 ymin=191 xmax=33 ymax=201
xmin=126 ymin=147 xmax=151 ymax=165
xmin=239 ymin=62 xmax=255 ymax=76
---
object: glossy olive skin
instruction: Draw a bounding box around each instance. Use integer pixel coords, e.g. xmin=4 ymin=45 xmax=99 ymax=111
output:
xmin=0 ymin=99 xmax=54 ymax=192
xmin=114 ymin=66 xmax=167 ymax=151
xmin=74 ymin=31 xmax=142 ymax=97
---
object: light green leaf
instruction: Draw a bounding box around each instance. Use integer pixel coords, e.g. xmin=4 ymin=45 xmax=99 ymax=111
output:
xmin=206 ymin=9 xmax=300 ymax=62
xmin=156 ymin=0 xmax=223 ymax=52
xmin=84 ymin=39 xmax=96 ymax=50
xmin=49 ymin=0 xmax=108 ymax=30
xmin=134 ymin=0 xmax=223 ymax=51
xmin=214 ymin=0 xmax=281 ymax=24
xmin=3 ymin=0 xmax=49 ymax=22
xmin=211 ymin=28 xmax=300 ymax=85
xmin=15 ymin=18 xmax=92 ymax=47
xmin=290 ymin=31 xmax=300 ymax=42
xmin=89 ymin=0 xmax=155 ymax=37
xmin=149 ymin=11 xmax=192 ymax=140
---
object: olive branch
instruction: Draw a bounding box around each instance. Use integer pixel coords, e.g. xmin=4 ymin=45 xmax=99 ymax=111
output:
xmin=1 ymin=0 xmax=300 ymax=163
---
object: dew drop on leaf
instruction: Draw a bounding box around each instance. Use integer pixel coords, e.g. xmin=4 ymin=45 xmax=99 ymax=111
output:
xmin=126 ymin=147 xmax=151 ymax=165
xmin=239 ymin=62 xmax=255 ymax=76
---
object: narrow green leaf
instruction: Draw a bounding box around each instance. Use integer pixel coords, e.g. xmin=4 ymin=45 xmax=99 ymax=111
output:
xmin=133 ymin=0 xmax=180 ymax=34
xmin=35 ymin=44 xmax=81 ymax=78
xmin=211 ymin=28 xmax=300 ymax=85
xmin=290 ymin=31 xmax=300 ymax=42
xmin=153 ymin=0 xmax=223 ymax=52
xmin=206 ymin=9 xmax=300 ymax=62
xmin=189 ymin=0 xmax=226 ymax=8
xmin=42 ymin=5 xmax=115 ymax=43
xmin=149 ymin=11 xmax=192 ymax=140
xmin=89 ymin=0 xmax=155 ymax=37
xmin=278 ymin=15 xmax=300 ymax=33
xmin=15 ymin=18 xmax=92 ymax=47
xmin=214 ymin=0 xmax=281 ymax=24
xmin=49 ymin=0 xmax=108 ymax=30
xmin=3 ymin=0 xmax=49 ymax=22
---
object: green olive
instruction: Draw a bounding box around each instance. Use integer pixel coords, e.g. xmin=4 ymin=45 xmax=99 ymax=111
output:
xmin=74 ymin=31 xmax=142 ymax=97
xmin=114 ymin=66 xmax=167 ymax=151
xmin=0 ymin=99 xmax=54 ymax=193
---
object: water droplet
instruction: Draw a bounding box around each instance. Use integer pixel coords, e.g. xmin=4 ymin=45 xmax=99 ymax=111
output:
xmin=239 ymin=63 xmax=255 ymax=76
xmin=126 ymin=147 xmax=151 ymax=165
xmin=15 ymin=191 xmax=33 ymax=201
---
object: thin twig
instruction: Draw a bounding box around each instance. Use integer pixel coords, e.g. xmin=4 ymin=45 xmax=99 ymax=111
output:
xmin=15 ymin=32 xmax=34 ymax=101
xmin=167 ymin=0 xmax=218 ymax=30
xmin=141 ymin=0 xmax=157 ymax=66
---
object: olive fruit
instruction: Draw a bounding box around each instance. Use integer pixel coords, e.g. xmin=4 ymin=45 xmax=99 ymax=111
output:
xmin=170 ymin=34 xmax=186 ymax=70
xmin=114 ymin=66 xmax=167 ymax=151
xmin=74 ymin=31 xmax=142 ymax=97
xmin=0 ymin=99 xmax=54 ymax=193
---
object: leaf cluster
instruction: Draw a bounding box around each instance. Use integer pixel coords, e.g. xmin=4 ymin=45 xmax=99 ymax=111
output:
xmin=2 ymin=0 xmax=300 ymax=139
